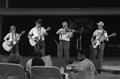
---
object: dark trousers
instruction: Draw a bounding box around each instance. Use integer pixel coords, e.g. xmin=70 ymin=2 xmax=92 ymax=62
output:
xmin=34 ymin=40 xmax=45 ymax=56
xmin=58 ymin=40 xmax=70 ymax=64
xmin=10 ymin=43 xmax=19 ymax=55
xmin=93 ymin=42 xmax=105 ymax=66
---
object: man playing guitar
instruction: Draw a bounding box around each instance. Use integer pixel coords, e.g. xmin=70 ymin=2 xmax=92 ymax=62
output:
xmin=91 ymin=21 xmax=109 ymax=68
xmin=3 ymin=25 xmax=25 ymax=55
xmin=28 ymin=19 xmax=51 ymax=57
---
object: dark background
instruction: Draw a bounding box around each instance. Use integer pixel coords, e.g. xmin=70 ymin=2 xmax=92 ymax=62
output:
xmin=8 ymin=0 xmax=120 ymax=8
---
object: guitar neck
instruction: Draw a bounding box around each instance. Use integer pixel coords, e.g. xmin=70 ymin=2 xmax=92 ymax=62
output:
xmin=107 ymin=34 xmax=115 ymax=38
xmin=46 ymin=27 xmax=51 ymax=31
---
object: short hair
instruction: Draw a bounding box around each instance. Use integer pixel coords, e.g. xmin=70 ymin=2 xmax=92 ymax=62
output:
xmin=62 ymin=21 xmax=68 ymax=26
xmin=35 ymin=19 xmax=42 ymax=24
xmin=32 ymin=56 xmax=45 ymax=66
xmin=78 ymin=49 xmax=89 ymax=58
xmin=7 ymin=54 xmax=22 ymax=64
xmin=10 ymin=25 xmax=16 ymax=32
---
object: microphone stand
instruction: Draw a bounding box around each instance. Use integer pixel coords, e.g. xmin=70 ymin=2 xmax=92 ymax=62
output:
xmin=77 ymin=27 xmax=83 ymax=59
xmin=79 ymin=27 xmax=83 ymax=50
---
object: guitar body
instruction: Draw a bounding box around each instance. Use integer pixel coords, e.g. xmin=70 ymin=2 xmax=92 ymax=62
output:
xmin=2 ymin=41 xmax=13 ymax=51
xmin=29 ymin=38 xmax=37 ymax=46
xmin=92 ymin=40 xmax=101 ymax=48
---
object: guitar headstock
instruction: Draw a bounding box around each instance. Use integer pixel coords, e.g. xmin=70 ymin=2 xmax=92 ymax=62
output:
xmin=111 ymin=33 xmax=116 ymax=37
xmin=46 ymin=27 xmax=51 ymax=31
xmin=21 ymin=30 xmax=26 ymax=34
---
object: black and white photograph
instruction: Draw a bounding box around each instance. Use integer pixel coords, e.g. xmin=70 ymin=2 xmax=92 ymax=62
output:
xmin=0 ymin=0 xmax=120 ymax=79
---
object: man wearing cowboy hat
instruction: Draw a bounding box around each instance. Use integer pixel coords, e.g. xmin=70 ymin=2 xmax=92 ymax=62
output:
xmin=91 ymin=21 xmax=109 ymax=68
xmin=28 ymin=19 xmax=50 ymax=57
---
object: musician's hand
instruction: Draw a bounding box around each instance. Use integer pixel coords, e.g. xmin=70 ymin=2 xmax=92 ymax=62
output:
xmin=72 ymin=29 xmax=76 ymax=32
xmin=45 ymin=32 xmax=48 ymax=35
xmin=17 ymin=36 xmax=20 ymax=41
xmin=74 ymin=68 xmax=79 ymax=73
xmin=18 ymin=38 xmax=20 ymax=41
xmin=106 ymin=37 xmax=109 ymax=41
xmin=8 ymin=41 xmax=13 ymax=46
xmin=28 ymin=35 xmax=31 ymax=39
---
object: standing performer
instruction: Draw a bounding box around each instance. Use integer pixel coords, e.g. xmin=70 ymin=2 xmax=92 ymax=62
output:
xmin=91 ymin=21 xmax=109 ymax=67
xmin=28 ymin=19 xmax=51 ymax=56
xmin=56 ymin=21 xmax=75 ymax=64
xmin=3 ymin=25 xmax=25 ymax=55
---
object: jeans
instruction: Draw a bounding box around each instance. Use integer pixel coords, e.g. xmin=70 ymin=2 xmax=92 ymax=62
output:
xmin=58 ymin=40 xmax=70 ymax=64
xmin=93 ymin=42 xmax=105 ymax=67
xmin=10 ymin=43 xmax=19 ymax=55
xmin=34 ymin=40 xmax=45 ymax=56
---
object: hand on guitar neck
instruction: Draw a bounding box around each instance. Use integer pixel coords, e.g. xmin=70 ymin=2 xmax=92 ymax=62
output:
xmin=44 ymin=27 xmax=51 ymax=35
xmin=16 ymin=30 xmax=25 ymax=42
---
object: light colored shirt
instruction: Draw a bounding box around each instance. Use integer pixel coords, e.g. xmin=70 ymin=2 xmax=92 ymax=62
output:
xmin=93 ymin=29 xmax=108 ymax=40
xmin=28 ymin=26 xmax=46 ymax=41
xmin=77 ymin=59 xmax=96 ymax=79
xmin=56 ymin=28 xmax=73 ymax=41
xmin=4 ymin=32 xmax=19 ymax=42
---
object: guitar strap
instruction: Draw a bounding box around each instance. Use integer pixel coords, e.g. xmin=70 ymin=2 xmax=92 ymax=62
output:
xmin=12 ymin=32 xmax=14 ymax=41
xmin=39 ymin=27 xmax=42 ymax=40
xmin=36 ymin=27 xmax=42 ymax=41
xmin=12 ymin=32 xmax=16 ymax=41
xmin=99 ymin=30 xmax=106 ymax=44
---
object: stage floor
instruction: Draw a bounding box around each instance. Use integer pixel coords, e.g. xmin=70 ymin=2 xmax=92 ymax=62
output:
xmin=102 ymin=57 xmax=120 ymax=70
xmin=70 ymin=57 xmax=120 ymax=70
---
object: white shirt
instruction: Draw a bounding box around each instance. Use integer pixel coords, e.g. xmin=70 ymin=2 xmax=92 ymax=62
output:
xmin=93 ymin=29 xmax=108 ymax=40
xmin=77 ymin=59 xmax=96 ymax=79
xmin=4 ymin=32 xmax=19 ymax=42
xmin=28 ymin=26 xmax=46 ymax=41
xmin=56 ymin=28 xmax=73 ymax=41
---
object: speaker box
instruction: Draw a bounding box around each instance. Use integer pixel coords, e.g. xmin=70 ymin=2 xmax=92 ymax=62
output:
xmin=51 ymin=58 xmax=66 ymax=69
xmin=90 ymin=59 xmax=101 ymax=73
xmin=90 ymin=45 xmax=97 ymax=59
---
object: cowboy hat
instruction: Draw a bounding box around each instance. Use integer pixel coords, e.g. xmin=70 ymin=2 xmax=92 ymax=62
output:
xmin=97 ymin=21 xmax=104 ymax=26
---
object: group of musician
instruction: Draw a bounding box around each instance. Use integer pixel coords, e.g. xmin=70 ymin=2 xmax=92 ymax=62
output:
xmin=2 ymin=19 xmax=110 ymax=65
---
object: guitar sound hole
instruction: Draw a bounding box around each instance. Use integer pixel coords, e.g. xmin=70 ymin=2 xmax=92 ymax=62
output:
xmin=8 ymin=42 xmax=13 ymax=46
